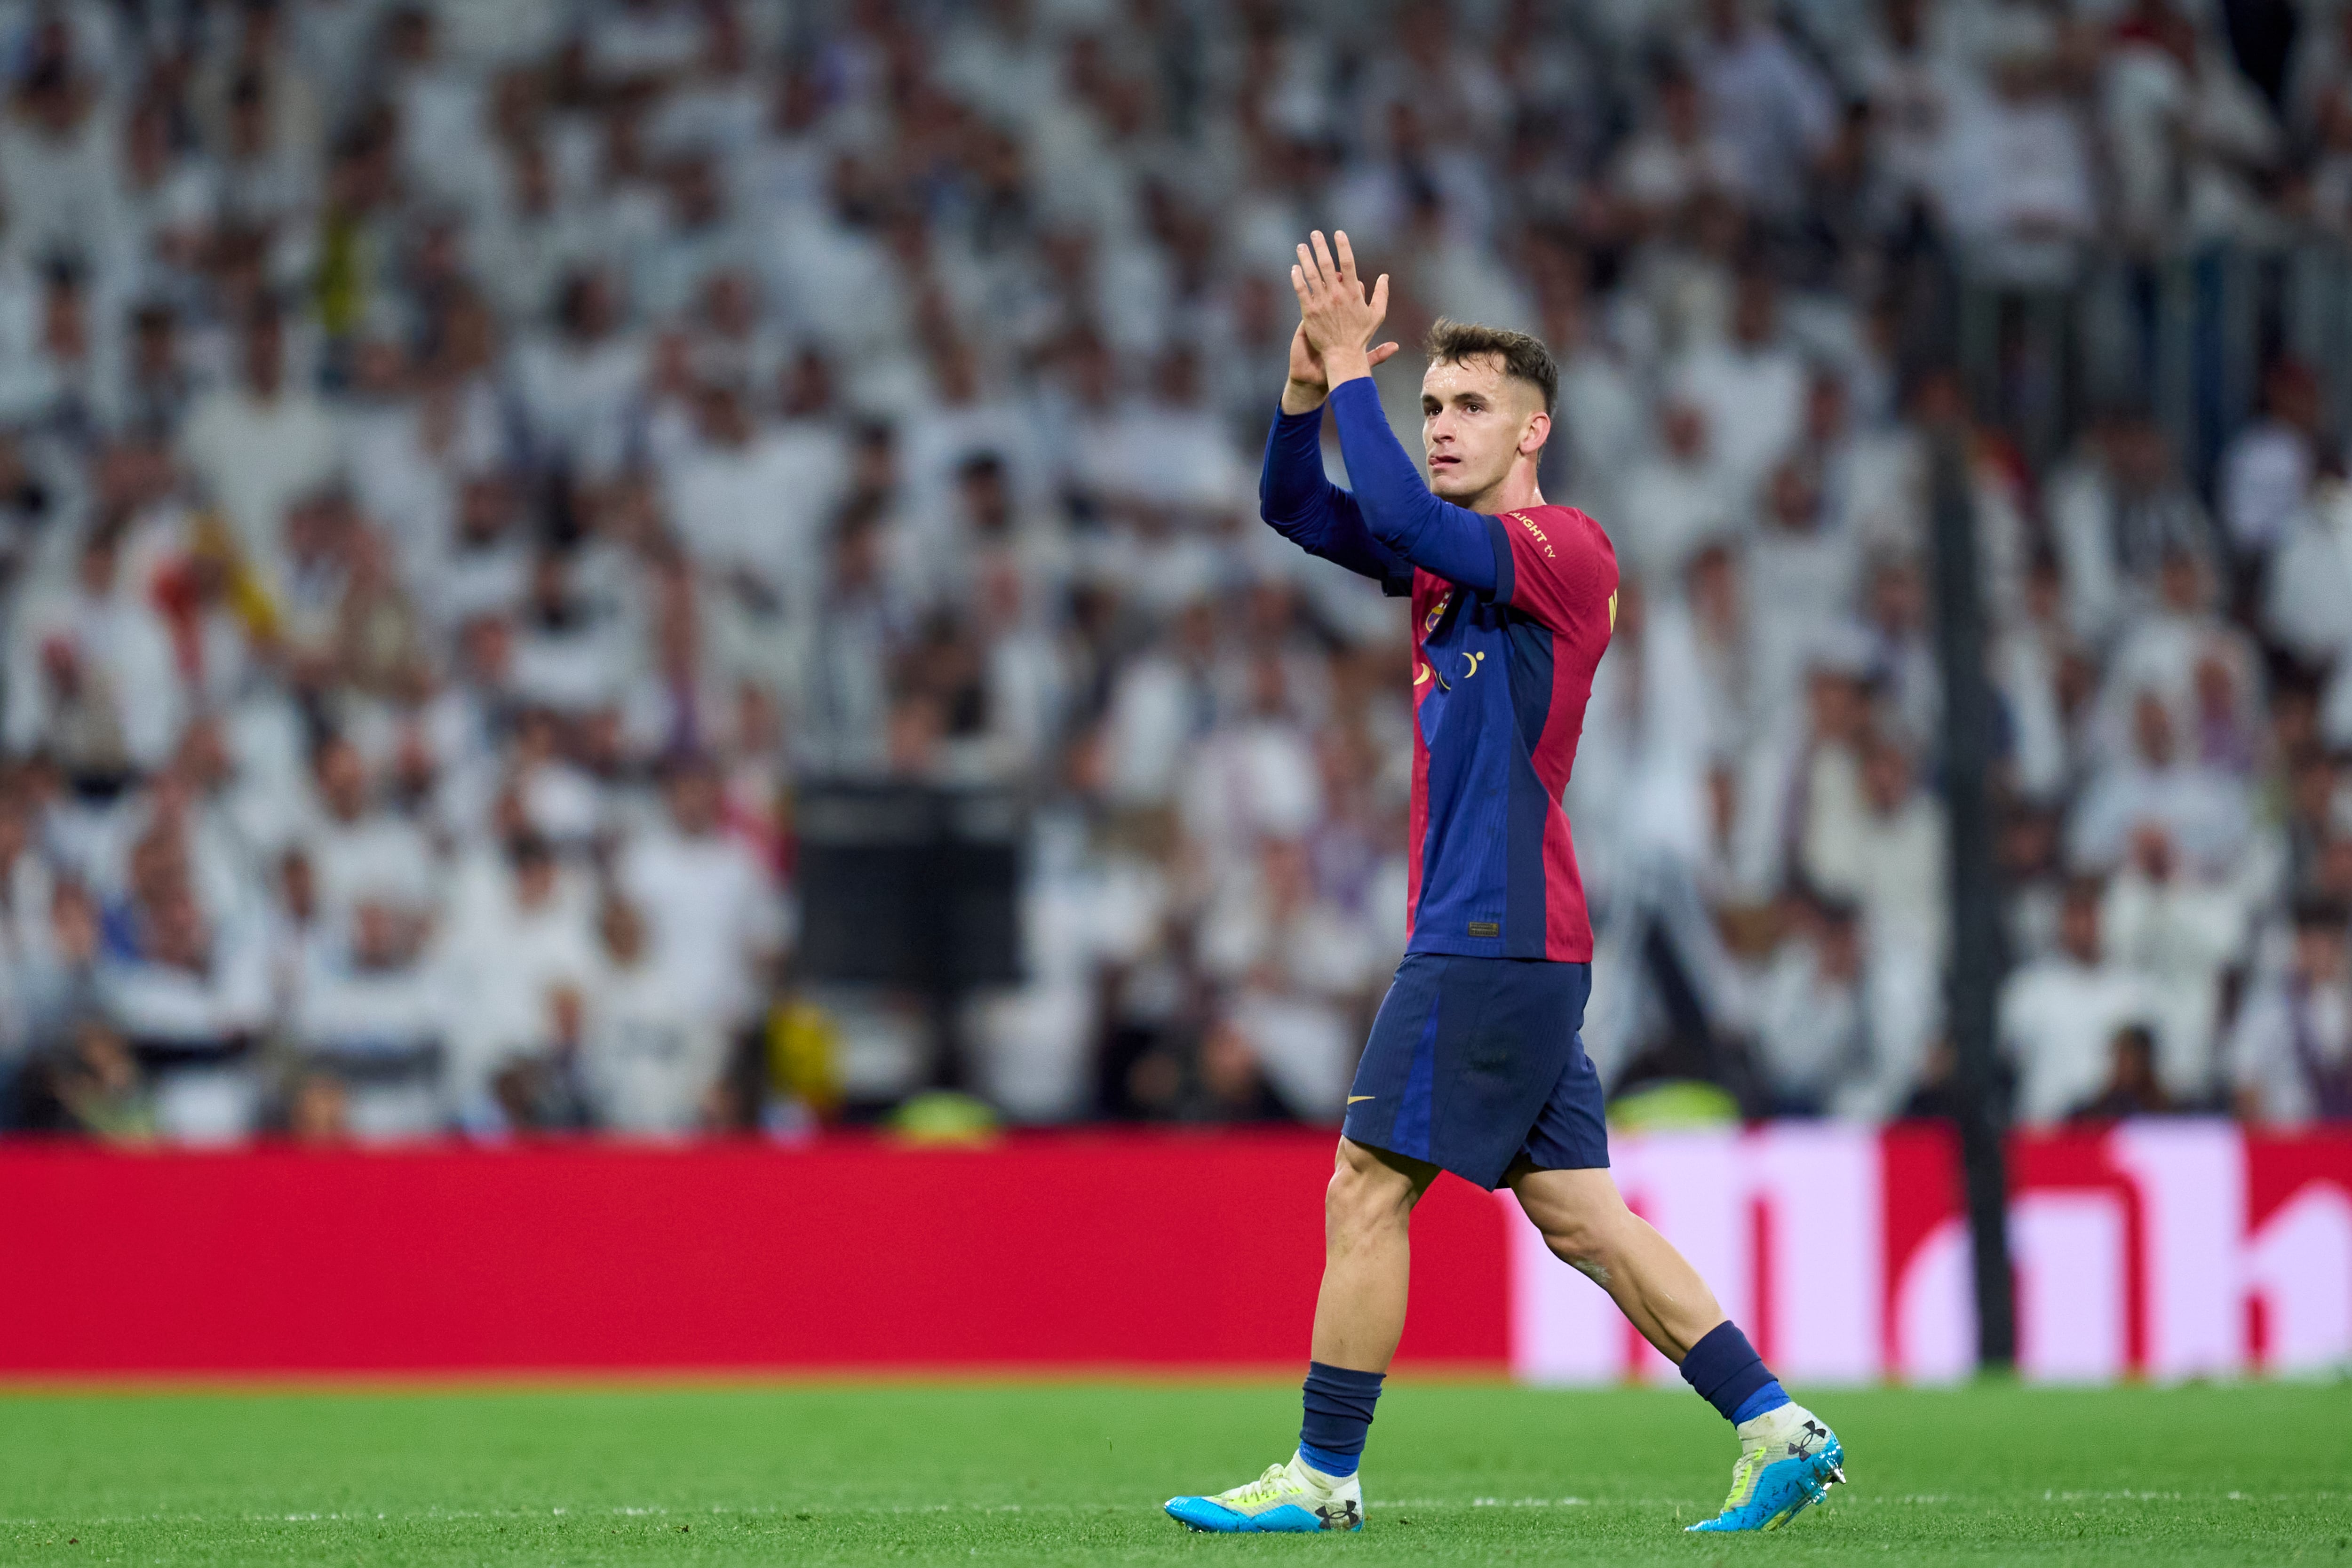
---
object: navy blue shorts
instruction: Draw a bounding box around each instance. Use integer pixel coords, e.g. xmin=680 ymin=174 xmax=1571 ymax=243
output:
xmin=1341 ymin=953 xmax=1607 ymax=1190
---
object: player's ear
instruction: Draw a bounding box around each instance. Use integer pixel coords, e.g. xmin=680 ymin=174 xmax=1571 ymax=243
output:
xmin=1519 ymin=411 xmax=1551 ymax=459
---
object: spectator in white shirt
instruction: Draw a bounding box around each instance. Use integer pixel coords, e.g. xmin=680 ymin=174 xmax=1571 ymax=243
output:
xmin=1938 ymin=43 xmax=2097 ymax=286
xmin=1855 ymin=0 xmax=1965 ymax=227
xmin=1732 ymin=639 xmax=1873 ymax=902
xmin=97 ymin=877 xmax=272 ymax=1144
xmin=2001 ymin=877 xmax=2163 ymax=1126
xmin=3 ymin=525 xmax=182 ymax=782
xmin=583 ymin=894 xmax=729 ymax=1136
xmin=2047 ymin=414 xmax=2213 ymax=646
xmin=2101 ymin=821 xmax=2249 ymax=1106
xmin=614 ymin=755 xmax=782 ymax=1034
xmin=1687 ymin=0 xmax=1837 ymax=224
xmin=512 ymin=266 xmax=648 ymax=480
xmin=443 ymin=831 xmax=601 ymax=1131
xmin=1614 ymin=400 xmax=1740 ymax=589
xmin=1565 ymin=576 xmax=1716 ymax=901
xmin=176 ymin=302 xmax=339 ymax=581
xmin=1100 ymin=600 xmax=1219 ymax=810
xmin=1748 ymin=462 xmax=1864 ymax=721
xmin=660 ymin=374 xmax=812 ymax=619
xmin=2069 ymin=689 xmax=2251 ymax=875
xmin=0 ymin=48 xmax=120 ymax=269
xmin=2101 ymin=2 xmax=2280 ymax=252
xmin=510 ymin=550 xmax=631 ymax=716
xmin=1541 ymin=277 xmax=1648 ymax=528
xmin=1667 ymin=272 xmax=1807 ymax=496
xmin=1807 ymin=732 xmax=1949 ymax=962
xmin=302 ymin=733 xmax=436 ymax=919
xmin=292 ymin=897 xmax=448 ymax=1141
xmin=2217 ymin=359 xmax=2323 ymax=567
xmin=2265 ymin=477 xmax=2352 ymax=669
xmin=635 ymin=151 xmax=747 ymax=322
xmin=1611 ymin=66 xmax=1741 ymax=233
xmin=10 ymin=870 xmax=100 ymax=1067
xmin=1180 ymin=659 xmax=1326 ymax=881
xmin=1751 ymin=891 xmax=1936 ymax=1120
xmin=2097 ymin=547 xmax=2260 ymax=771
xmin=430 ymin=472 xmax=533 ymax=633
xmin=1684 ymin=542 xmax=1766 ymax=774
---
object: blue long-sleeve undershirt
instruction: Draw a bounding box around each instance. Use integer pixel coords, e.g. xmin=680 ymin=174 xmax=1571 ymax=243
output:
xmin=1326 ymin=376 xmax=1503 ymax=596
xmin=1257 ymin=402 xmax=1415 ymax=596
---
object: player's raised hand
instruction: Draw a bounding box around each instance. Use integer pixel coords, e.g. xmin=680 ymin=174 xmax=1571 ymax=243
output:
xmin=1291 ymin=231 xmax=1391 ymax=368
xmin=1286 ymin=231 xmax=1397 ymax=405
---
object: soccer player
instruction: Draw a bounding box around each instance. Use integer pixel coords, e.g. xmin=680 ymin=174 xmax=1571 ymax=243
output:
xmin=1162 ymin=233 xmax=1844 ymax=1536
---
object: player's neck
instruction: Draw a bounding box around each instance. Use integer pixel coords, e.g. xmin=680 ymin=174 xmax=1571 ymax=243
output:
xmin=1461 ymin=463 xmax=1546 ymax=516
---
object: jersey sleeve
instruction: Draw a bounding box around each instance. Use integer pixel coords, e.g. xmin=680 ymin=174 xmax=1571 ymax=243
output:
xmin=1258 ymin=405 xmax=1416 ymax=597
xmin=1495 ymin=508 xmax=1619 ymax=638
xmin=1327 ymin=378 xmax=1502 ymax=595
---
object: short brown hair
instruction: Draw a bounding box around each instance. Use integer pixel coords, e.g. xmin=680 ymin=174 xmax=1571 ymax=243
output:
xmin=1425 ymin=318 xmax=1558 ymax=415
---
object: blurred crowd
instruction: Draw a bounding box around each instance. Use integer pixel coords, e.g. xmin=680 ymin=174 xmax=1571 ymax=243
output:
xmin=1 ymin=0 xmax=2350 ymax=1147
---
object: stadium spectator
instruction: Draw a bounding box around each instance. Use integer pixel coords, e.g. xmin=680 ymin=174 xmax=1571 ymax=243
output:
xmin=290 ymin=898 xmax=448 ymax=1143
xmin=2217 ymin=360 xmax=2323 ymax=566
xmin=26 ymin=1018 xmax=155 ymax=1143
xmin=2000 ymin=877 xmax=2166 ymax=1126
xmin=613 ymin=754 xmax=782 ymax=1034
xmin=96 ymin=874 xmax=272 ymax=1144
xmin=2066 ymin=1023 xmax=2176 ymax=1121
xmin=582 ymin=893 xmax=729 ymax=1137
xmin=1616 ymin=399 xmax=1738 ymax=589
xmin=177 ymin=302 xmax=339 ymax=578
xmin=2228 ymin=898 xmax=2352 ymax=1124
xmin=2068 ymin=690 xmax=2251 ymax=875
xmin=1750 ymin=890 xmax=1935 ymax=1120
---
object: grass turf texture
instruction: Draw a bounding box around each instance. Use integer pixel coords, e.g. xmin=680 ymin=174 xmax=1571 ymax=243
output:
xmin=0 ymin=1381 xmax=2345 ymax=1566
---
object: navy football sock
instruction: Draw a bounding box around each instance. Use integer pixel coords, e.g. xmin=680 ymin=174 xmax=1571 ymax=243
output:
xmin=1298 ymin=1361 xmax=1384 ymax=1477
xmin=1679 ymin=1321 xmax=1788 ymax=1425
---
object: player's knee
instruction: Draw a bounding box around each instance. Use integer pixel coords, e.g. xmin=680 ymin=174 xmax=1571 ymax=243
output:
xmin=1323 ymin=1166 xmax=1396 ymax=1242
xmin=1324 ymin=1152 xmax=1412 ymax=1249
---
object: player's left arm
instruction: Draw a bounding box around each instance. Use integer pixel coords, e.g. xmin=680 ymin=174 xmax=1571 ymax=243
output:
xmin=1325 ymin=377 xmax=1507 ymax=596
xmin=1291 ymin=230 xmax=1503 ymax=595
xmin=1258 ymin=399 xmax=1417 ymax=594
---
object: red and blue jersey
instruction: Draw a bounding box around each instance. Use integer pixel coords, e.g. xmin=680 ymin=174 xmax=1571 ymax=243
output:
xmin=1261 ymin=379 xmax=1617 ymax=961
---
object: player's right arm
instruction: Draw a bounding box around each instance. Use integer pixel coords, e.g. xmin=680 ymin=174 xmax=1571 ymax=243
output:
xmin=1258 ymin=323 xmax=1414 ymax=594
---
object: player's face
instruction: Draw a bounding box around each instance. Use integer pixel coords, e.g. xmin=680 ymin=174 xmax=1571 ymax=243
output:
xmin=1421 ymin=356 xmax=1545 ymax=503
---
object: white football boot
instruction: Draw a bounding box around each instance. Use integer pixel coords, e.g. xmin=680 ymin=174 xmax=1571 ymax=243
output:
xmin=1164 ymin=1453 xmax=1364 ymax=1533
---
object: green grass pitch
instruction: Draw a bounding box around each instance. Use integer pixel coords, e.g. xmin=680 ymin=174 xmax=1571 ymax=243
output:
xmin=1 ymin=1379 xmax=2346 ymax=1565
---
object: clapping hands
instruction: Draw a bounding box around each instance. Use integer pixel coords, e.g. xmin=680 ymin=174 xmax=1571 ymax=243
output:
xmin=1280 ymin=230 xmax=1400 ymax=414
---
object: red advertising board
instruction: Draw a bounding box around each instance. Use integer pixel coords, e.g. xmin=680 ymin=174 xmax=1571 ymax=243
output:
xmin=1 ymin=1122 xmax=2346 ymax=1379
xmin=0 ymin=1131 xmax=1505 ymax=1374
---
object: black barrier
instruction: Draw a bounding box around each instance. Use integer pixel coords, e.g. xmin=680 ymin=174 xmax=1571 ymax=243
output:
xmin=1928 ymin=428 xmax=2018 ymax=1371
xmin=793 ymin=783 xmax=1025 ymax=1089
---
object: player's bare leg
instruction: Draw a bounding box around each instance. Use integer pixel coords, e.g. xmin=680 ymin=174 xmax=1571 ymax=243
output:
xmin=1164 ymin=1138 xmax=1434 ymax=1533
xmin=1309 ymin=1138 xmax=1440 ymax=1370
xmin=1505 ymin=1164 xmax=1724 ymax=1358
xmin=1506 ymin=1162 xmax=1846 ymax=1531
